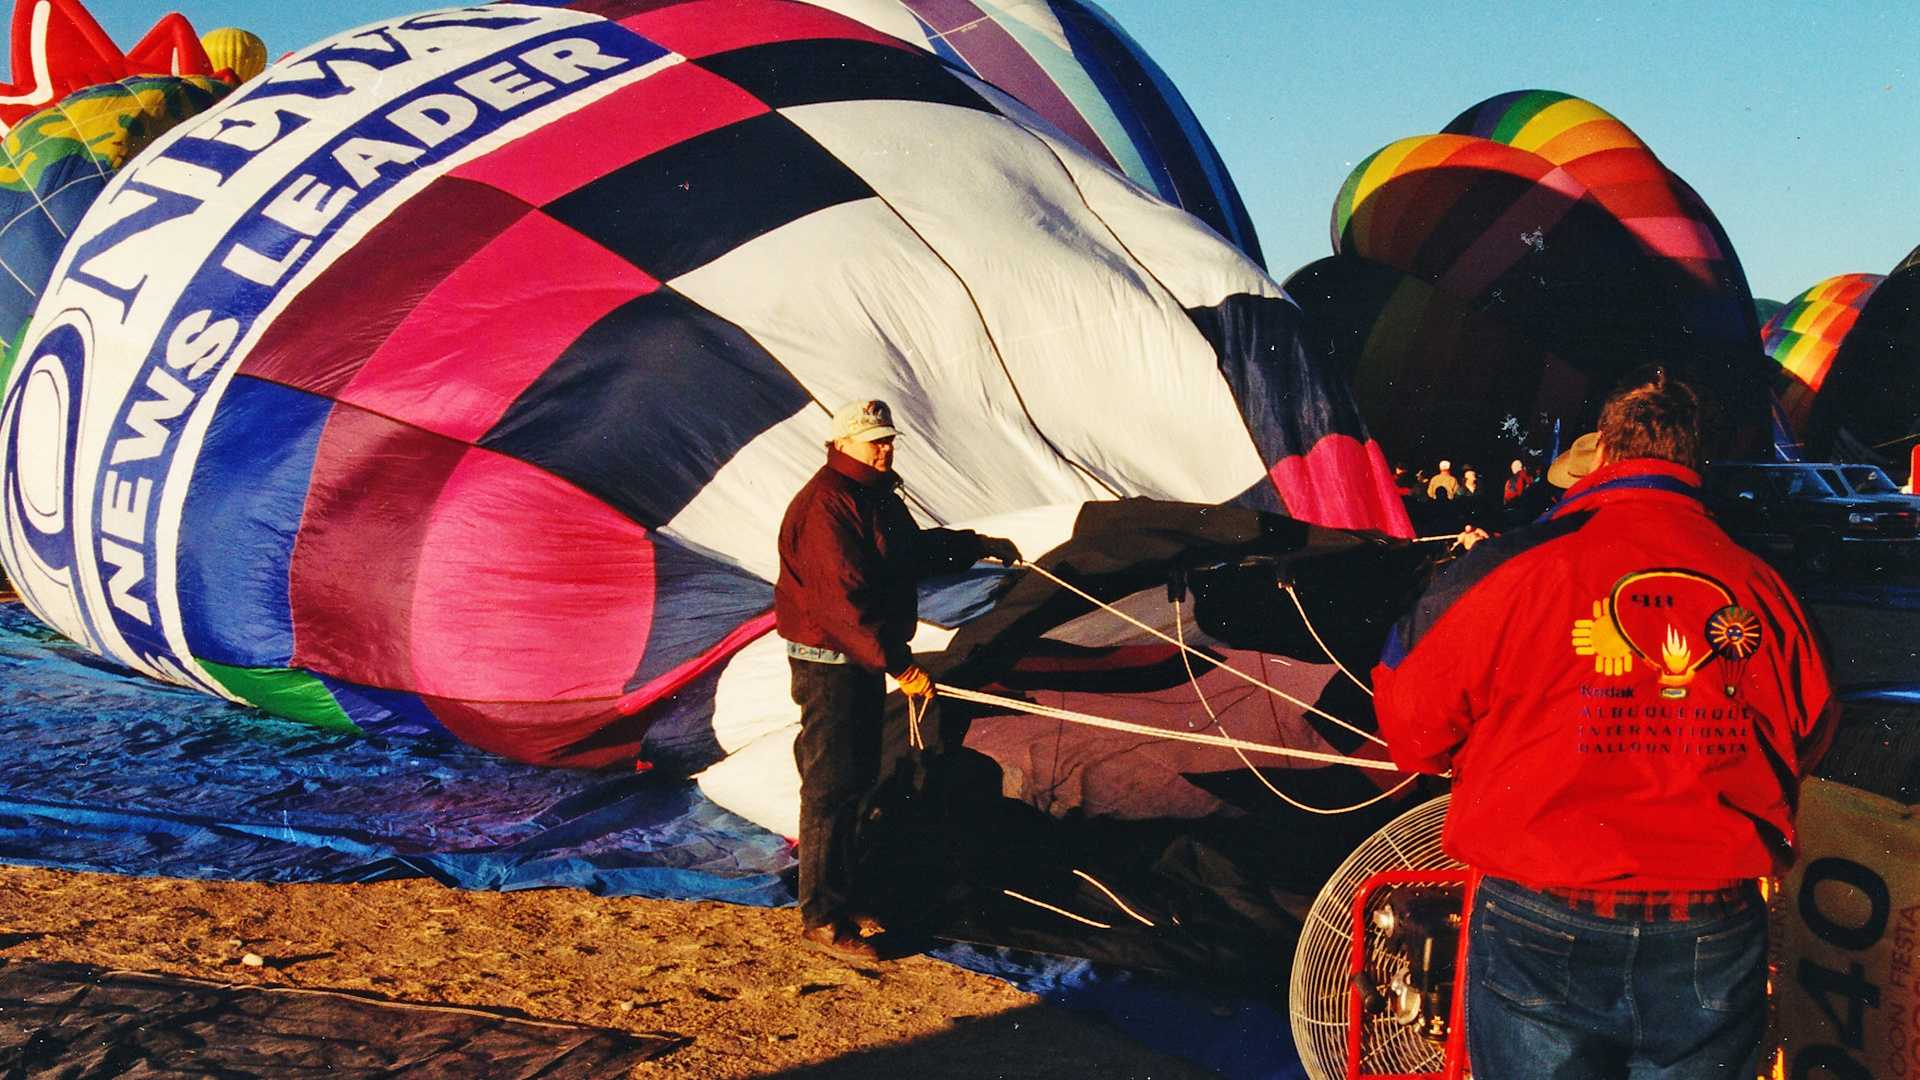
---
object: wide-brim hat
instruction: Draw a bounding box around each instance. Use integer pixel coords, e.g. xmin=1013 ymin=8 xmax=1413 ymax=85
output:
xmin=829 ymin=399 xmax=899 ymax=443
xmin=1547 ymin=431 xmax=1602 ymax=488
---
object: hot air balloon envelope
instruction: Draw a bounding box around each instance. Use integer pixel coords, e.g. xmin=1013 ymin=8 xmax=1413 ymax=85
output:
xmin=0 ymin=1 xmax=1406 ymax=782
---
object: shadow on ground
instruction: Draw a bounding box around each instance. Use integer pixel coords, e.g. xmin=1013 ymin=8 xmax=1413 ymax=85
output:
xmin=754 ymin=1000 xmax=1241 ymax=1080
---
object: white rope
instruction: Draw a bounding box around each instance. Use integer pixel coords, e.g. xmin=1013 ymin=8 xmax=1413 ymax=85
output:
xmin=1174 ymin=596 xmax=1418 ymax=816
xmin=1003 ymin=889 xmax=1111 ymax=929
xmin=1072 ymin=869 xmax=1156 ymax=927
xmin=1282 ymin=584 xmax=1374 ymax=699
xmin=906 ymin=692 xmax=930 ymax=750
xmin=1016 ymin=561 xmax=1388 ymax=749
xmin=935 ymin=684 xmax=1401 ymax=772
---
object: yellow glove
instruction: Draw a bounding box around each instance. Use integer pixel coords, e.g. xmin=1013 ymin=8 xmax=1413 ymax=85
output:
xmin=1571 ymin=599 xmax=1633 ymax=676
xmin=896 ymin=666 xmax=934 ymax=698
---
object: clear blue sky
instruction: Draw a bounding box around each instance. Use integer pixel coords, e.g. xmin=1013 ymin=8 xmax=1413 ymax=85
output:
xmin=76 ymin=0 xmax=1919 ymax=302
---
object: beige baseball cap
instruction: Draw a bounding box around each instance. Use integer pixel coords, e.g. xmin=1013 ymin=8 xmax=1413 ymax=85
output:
xmin=1547 ymin=431 xmax=1602 ymax=488
xmin=829 ymin=400 xmax=899 ymax=443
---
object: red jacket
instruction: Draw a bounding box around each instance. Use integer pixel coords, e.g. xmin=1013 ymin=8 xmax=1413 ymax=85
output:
xmin=775 ymin=450 xmax=985 ymax=674
xmin=1373 ymin=458 xmax=1838 ymax=890
xmin=1503 ymin=470 xmax=1531 ymax=503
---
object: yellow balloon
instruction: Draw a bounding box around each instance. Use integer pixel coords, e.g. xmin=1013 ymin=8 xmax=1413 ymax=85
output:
xmin=201 ymin=27 xmax=268 ymax=84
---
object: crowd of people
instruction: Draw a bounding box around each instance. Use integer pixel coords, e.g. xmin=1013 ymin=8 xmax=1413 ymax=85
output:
xmin=1393 ymin=453 xmax=1561 ymax=534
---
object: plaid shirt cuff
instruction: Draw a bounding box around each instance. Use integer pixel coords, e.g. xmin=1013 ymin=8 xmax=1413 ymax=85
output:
xmin=1537 ymin=882 xmax=1761 ymax=922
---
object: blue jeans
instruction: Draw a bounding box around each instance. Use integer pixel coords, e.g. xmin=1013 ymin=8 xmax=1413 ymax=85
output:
xmin=1466 ymin=876 xmax=1768 ymax=1079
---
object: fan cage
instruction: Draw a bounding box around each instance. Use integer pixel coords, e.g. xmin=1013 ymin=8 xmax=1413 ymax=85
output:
xmin=1290 ymin=794 xmax=1461 ymax=1080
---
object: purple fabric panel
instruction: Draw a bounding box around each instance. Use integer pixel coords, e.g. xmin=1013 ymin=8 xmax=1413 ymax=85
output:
xmin=899 ymin=0 xmax=1118 ymax=171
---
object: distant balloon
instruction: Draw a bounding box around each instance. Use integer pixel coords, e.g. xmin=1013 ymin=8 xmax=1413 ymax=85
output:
xmin=1810 ymin=245 xmax=1920 ymax=473
xmin=0 ymin=74 xmax=229 ymax=352
xmin=0 ymin=0 xmax=217 ymax=134
xmin=200 ymin=27 xmax=267 ymax=83
xmin=1287 ymin=90 xmax=1769 ymax=468
xmin=1759 ymin=273 xmax=1883 ymax=436
xmin=805 ymin=0 xmax=1263 ymax=266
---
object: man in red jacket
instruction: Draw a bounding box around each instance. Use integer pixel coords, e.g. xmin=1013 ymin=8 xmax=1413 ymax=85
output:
xmin=775 ymin=399 xmax=1019 ymax=960
xmin=1503 ymin=458 xmax=1532 ymax=504
xmin=1373 ymin=371 xmax=1837 ymax=1078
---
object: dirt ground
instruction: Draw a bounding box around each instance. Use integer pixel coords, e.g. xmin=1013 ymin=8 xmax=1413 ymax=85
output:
xmin=0 ymin=866 xmax=1217 ymax=1079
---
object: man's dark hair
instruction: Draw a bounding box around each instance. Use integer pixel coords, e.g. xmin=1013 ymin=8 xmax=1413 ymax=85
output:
xmin=1597 ymin=368 xmax=1704 ymax=471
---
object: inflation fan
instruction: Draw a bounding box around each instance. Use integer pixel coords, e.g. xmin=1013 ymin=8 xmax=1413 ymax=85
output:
xmin=1290 ymin=795 xmax=1472 ymax=1080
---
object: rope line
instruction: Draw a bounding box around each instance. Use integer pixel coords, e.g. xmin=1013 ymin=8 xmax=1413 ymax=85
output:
xmin=1016 ymin=561 xmax=1388 ymax=749
xmin=1282 ymin=584 xmax=1375 ymax=699
xmin=1174 ymin=595 xmax=1417 ymax=816
xmin=1072 ymin=869 xmax=1156 ymax=927
xmin=906 ymin=693 xmax=930 ymax=751
xmin=936 ymin=684 xmax=1400 ymax=772
xmin=1002 ymin=889 xmax=1112 ymax=929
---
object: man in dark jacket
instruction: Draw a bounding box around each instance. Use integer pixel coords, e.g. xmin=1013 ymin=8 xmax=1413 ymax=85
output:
xmin=775 ymin=399 xmax=1019 ymax=960
xmin=1457 ymin=466 xmax=1496 ymax=531
xmin=1373 ymin=372 xmax=1837 ymax=1078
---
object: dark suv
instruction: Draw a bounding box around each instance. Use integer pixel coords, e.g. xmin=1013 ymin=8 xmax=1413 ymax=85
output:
xmin=1706 ymin=462 xmax=1920 ymax=576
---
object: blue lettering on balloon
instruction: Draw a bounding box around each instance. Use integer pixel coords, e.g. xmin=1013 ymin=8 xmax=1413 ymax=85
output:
xmin=63 ymin=181 xmax=210 ymax=321
xmin=84 ymin=17 xmax=665 ymax=657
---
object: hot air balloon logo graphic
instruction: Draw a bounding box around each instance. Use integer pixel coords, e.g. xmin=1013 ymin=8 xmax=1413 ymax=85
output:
xmin=1704 ymin=605 xmax=1763 ymax=697
xmin=1705 ymin=606 xmax=1762 ymax=661
xmin=1579 ymin=569 xmax=1745 ymax=700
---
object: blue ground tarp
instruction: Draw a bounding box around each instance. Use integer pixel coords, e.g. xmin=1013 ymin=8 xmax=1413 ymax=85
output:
xmin=0 ymin=600 xmax=1306 ymax=1079
xmin=0 ymin=602 xmax=794 ymax=903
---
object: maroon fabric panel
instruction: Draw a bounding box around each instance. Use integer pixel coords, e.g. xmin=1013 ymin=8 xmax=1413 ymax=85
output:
xmin=564 ymin=0 xmax=684 ymax=19
xmin=451 ymin=62 xmax=770 ymax=207
xmin=421 ymin=696 xmax=638 ymax=769
xmin=288 ymin=404 xmax=467 ymax=692
xmin=240 ymin=179 xmax=533 ymax=397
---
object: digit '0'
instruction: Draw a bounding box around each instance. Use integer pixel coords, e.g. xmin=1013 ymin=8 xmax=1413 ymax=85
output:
xmin=1798 ymin=857 xmax=1890 ymax=950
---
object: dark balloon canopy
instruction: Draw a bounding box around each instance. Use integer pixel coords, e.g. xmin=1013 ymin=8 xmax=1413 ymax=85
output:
xmin=1286 ymin=90 xmax=1771 ymax=470
xmin=1811 ymin=245 xmax=1920 ymax=475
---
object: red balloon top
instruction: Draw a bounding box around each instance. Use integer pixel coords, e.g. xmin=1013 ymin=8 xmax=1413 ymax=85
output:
xmin=0 ymin=0 xmax=215 ymax=133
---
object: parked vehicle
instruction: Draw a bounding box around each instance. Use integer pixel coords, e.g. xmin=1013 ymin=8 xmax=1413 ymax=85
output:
xmin=1705 ymin=462 xmax=1920 ymax=577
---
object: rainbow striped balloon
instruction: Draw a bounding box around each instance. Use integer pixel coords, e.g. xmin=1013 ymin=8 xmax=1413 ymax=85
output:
xmin=1334 ymin=91 xmax=1739 ymax=297
xmin=1802 ymin=245 xmax=1920 ymax=468
xmin=1289 ymin=89 xmax=1767 ymax=469
xmin=1760 ymin=274 xmax=1885 ymax=435
xmin=1444 ymin=91 xmax=1737 ymax=290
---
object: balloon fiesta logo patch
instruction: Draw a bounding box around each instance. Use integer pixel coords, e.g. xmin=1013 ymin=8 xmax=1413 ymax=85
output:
xmin=1571 ymin=569 xmax=1762 ymax=699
